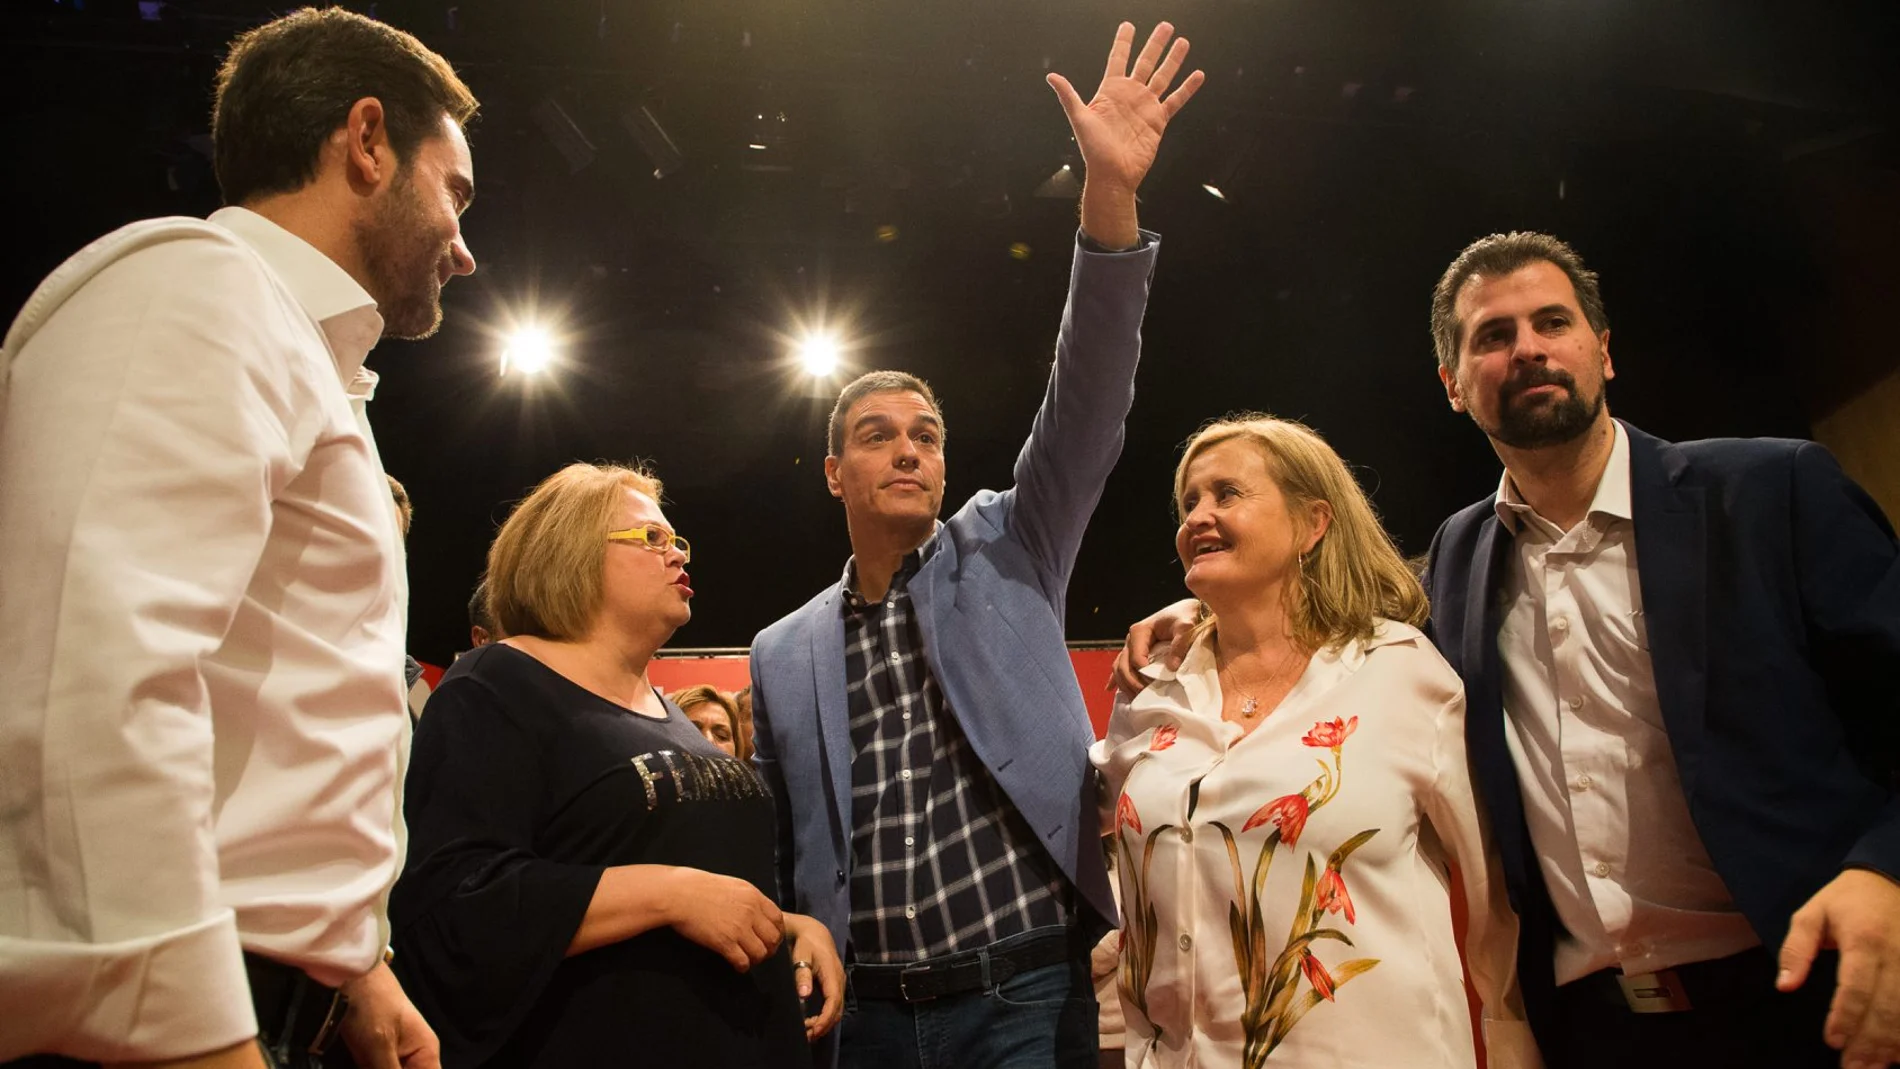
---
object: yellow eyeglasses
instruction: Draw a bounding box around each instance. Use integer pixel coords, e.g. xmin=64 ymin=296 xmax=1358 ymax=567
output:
xmin=606 ymin=524 xmax=691 ymax=563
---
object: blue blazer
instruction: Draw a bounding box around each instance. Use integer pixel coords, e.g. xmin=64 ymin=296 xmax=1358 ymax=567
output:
xmin=748 ymin=236 xmax=1158 ymax=966
xmin=1424 ymin=420 xmax=1900 ymax=1042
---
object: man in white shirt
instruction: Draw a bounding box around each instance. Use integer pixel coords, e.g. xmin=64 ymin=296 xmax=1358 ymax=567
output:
xmin=1416 ymin=232 xmax=1900 ymax=1069
xmin=0 ymin=9 xmax=478 ymax=1069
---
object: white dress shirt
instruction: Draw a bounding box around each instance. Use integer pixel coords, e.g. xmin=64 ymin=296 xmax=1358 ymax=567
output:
xmin=1092 ymin=622 xmax=1539 ymax=1069
xmin=1495 ymin=420 xmax=1758 ymax=985
xmin=0 ymin=207 xmax=409 ymax=1062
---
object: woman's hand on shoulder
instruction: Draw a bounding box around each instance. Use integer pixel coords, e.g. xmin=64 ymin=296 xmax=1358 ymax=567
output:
xmin=783 ymin=912 xmax=846 ymax=1042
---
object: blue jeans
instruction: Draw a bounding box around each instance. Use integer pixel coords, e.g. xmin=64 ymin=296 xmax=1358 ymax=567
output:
xmin=840 ymin=934 xmax=1098 ymax=1069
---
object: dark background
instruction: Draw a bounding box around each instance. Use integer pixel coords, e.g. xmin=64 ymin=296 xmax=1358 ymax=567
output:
xmin=6 ymin=0 xmax=1898 ymax=665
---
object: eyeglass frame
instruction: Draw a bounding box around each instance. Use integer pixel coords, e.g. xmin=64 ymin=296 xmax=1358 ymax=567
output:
xmin=605 ymin=524 xmax=691 ymax=563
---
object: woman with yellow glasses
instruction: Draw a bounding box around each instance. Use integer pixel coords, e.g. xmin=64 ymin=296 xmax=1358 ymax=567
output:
xmin=390 ymin=462 xmax=844 ymax=1067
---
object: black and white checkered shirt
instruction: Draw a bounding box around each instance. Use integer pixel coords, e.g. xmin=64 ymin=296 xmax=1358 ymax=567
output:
xmin=841 ymin=547 xmax=1071 ymax=964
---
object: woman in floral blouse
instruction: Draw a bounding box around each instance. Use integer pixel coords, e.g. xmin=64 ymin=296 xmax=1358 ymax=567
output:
xmin=1092 ymin=415 xmax=1540 ymax=1069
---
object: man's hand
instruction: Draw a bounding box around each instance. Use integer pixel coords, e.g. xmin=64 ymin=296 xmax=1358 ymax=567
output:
xmin=666 ymin=869 xmax=785 ymax=973
xmin=1778 ymin=868 xmax=1900 ymax=1068
xmin=337 ymin=960 xmax=440 ymax=1069
xmin=1110 ymin=598 xmax=1201 ymax=696
xmin=1048 ymin=21 xmax=1205 ymax=249
xmin=783 ymin=912 xmax=845 ymax=1042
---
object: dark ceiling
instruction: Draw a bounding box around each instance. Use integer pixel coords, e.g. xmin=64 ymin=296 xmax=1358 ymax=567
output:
xmin=6 ymin=0 xmax=1898 ymax=664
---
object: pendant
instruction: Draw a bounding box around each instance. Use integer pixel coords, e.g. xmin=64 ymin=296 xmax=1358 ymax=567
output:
xmin=1241 ymin=697 xmax=1259 ymax=717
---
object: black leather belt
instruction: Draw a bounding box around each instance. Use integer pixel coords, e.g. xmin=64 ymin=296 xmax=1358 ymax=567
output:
xmin=1564 ymin=946 xmax=1774 ymax=1014
xmin=244 ymin=951 xmax=348 ymax=1060
xmin=848 ymin=929 xmax=1079 ymax=1003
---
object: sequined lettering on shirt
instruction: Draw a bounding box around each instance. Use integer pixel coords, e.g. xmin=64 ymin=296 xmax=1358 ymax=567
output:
xmin=628 ymin=750 xmax=769 ymax=810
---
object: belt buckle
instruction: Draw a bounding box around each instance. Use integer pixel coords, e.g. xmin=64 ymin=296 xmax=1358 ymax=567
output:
xmin=306 ymin=989 xmax=350 ymax=1054
xmin=1616 ymin=969 xmax=1692 ymax=1013
xmin=898 ymin=964 xmax=937 ymax=1003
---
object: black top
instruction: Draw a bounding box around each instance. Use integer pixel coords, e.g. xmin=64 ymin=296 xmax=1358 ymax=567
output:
xmin=390 ymin=644 xmax=807 ymax=1068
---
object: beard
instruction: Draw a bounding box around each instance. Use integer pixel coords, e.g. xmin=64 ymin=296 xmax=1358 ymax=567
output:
xmin=1470 ymin=363 xmax=1604 ymax=449
xmin=356 ymin=171 xmax=447 ymax=340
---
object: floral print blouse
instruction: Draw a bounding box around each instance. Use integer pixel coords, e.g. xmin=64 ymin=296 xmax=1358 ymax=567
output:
xmin=1091 ymin=620 xmax=1542 ymax=1069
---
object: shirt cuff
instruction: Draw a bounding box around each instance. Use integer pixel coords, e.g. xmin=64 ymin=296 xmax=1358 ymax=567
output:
xmin=1076 ymin=228 xmax=1159 ymax=255
xmin=0 ymin=909 xmax=258 ymax=1062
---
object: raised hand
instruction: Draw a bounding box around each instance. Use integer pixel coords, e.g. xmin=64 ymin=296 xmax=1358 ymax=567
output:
xmin=1047 ymin=21 xmax=1205 ymax=246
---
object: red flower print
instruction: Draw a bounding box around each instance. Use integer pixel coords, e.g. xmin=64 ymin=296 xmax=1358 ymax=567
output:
xmin=1150 ymin=723 xmax=1179 ymax=751
xmin=1117 ymin=792 xmax=1143 ymax=834
xmin=1302 ymin=716 xmax=1360 ymax=749
xmin=1315 ymin=867 xmax=1357 ymax=925
xmin=1301 ymin=950 xmax=1337 ymax=1001
xmin=1241 ymin=792 xmax=1309 ymax=845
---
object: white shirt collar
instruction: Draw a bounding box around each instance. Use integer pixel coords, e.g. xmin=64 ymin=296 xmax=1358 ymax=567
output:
xmin=1138 ymin=619 xmax=1422 ymax=700
xmin=208 ymin=207 xmax=384 ymax=387
xmin=1493 ymin=418 xmax=1633 ymax=534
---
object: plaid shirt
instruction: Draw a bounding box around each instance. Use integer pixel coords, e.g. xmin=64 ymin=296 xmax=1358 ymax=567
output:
xmin=841 ymin=547 xmax=1071 ymax=964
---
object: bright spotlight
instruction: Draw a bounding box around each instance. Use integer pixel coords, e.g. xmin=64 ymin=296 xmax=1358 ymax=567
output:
xmin=1202 ymin=183 xmax=1227 ymax=201
xmin=797 ymin=333 xmax=841 ymax=377
xmin=501 ymin=327 xmax=556 ymax=375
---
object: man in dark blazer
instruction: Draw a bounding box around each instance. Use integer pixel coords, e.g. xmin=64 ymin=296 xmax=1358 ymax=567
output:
xmin=747 ymin=22 xmax=1202 ymax=1069
xmin=1117 ymin=233 xmax=1900 ymax=1068
xmin=1420 ymin=231 xmax=1900 ymax=1069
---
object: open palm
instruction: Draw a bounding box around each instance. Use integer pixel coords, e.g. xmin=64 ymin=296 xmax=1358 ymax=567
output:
xmin=1049 ymin=22 xmax=1205 ymax=194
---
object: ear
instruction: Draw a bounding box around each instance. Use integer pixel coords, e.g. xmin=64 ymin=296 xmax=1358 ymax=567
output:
xmin=1303 ymin=499 xmax=1334 ymax=554
xmin=824 ymin=455 xmax=844 ymax=500
xmin=1438 ymin=360 xmax=1466 ymax=413
xmin=342 ymin=97 xmax=397 ymax=191
xmin=1598 ymin=328 xmax=1614 ymax=383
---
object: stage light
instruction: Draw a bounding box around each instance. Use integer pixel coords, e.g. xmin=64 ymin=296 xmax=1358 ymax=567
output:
xmin=530 ymin=97 xmax=597 ymax=175
xmin=501 ymin=328 xmax=556 ymax=375
xmin=620 ymin=104 xmax=685 ymax=179
xmin=796 ymin=333 xmax=841 ymax=377
xmin=1034 ymin=162 xmax=1081 ymax=199
xmin=1201 ymin=135 xmax=1258 ymax=206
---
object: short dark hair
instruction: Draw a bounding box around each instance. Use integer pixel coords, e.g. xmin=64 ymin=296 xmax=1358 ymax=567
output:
xmin=1430 ymin=231 xmax=1609 ymax=374
xmin=212 ymin=7 xmax=479 ymax=206
xmin=386 ymin=473 xmax=413 ymax=539
xmin=468 ymin=578 xmax=499 ymax=635
xmin=826 ymin=371 xmax=944 ymax=456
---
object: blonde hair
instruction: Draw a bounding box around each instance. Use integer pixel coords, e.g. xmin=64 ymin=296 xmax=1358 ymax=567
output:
xmin=1173 ymin=414 xmax=1426 ymax=652
xmin=674 ymin=684 xmax=740 ymax=734
xmin=487 ymin=462 xmax=664 ymax=641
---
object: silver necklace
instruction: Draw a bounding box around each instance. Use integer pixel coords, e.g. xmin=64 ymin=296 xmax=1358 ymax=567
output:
xmin=1218 ymin=645 xmax=1304 ymax=719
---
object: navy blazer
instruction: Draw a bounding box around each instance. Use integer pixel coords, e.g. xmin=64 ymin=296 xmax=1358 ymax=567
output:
xmin=1423 ymin=420 xmax=1900 ymax=1041
xmin=748 ymin=236 xmax=1159 ymax=970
